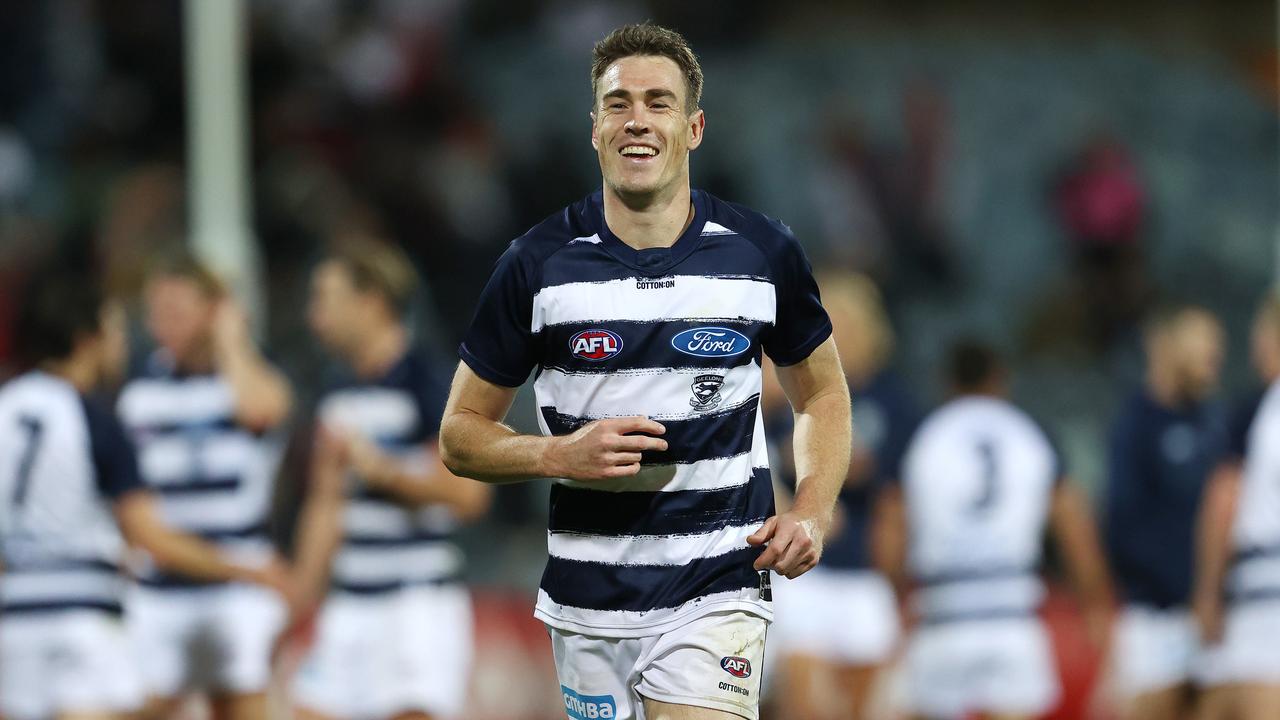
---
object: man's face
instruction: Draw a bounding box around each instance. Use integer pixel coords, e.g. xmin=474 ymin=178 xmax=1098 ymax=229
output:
xmin=145 ymin=276 xmax=216 ymax=363
xmin=307 ymin=261 xmax=364 ymax=355
xmin=1171 ymin=312 xmax=1224 ymax=400
xmin=592 ymin=55 xmax=704 ymax=202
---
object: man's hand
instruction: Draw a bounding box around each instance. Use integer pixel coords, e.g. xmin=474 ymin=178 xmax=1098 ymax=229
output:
xmin=543 ymin=416 xmax=668 ymax=481
xmin=746 ymin=512 xmax=827 ymax=579
xmin=211 ymin=298 xmax=252 ymax=357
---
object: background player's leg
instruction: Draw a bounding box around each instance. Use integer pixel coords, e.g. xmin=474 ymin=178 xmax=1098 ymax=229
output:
xmin=388 ymin=711 xmax=436 ymax=720
xmin=642 ymin=698 xmax=745 ymax=719
xmin=209 ymin=692 xmax=268 ymax=720
xmin=833 ymin=663 xmax=879 ymax=720
xmin=1237 ymin=684 xmax=1280 ymax=720
xmin=1122 ymin=686 xmax=1190 ymax=720
xmin=1194 ymin=685 xmax=1238 ymax=720
xmin=775 ymin=653 xmax=827 ymax=719
xmin=137 ymin=695 xmax=184 ymax=720
xmin=58 ymin=712 xmax=127 ymax=720
xmin=292 ymin=705 xmax=341 ymax=720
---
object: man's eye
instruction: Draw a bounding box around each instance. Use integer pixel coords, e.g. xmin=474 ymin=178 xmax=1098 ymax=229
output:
xmin=651 ymin=103 xmax=669 ymax=110
xmin=608 ymin=103 xmax=626 ymax=110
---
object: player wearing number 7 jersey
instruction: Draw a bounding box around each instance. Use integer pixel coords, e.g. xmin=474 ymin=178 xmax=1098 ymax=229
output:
xmin=880 ymin=339 xmax=1113 ymax=720
xmin=0 ymin=270 xmax=298 ymax=720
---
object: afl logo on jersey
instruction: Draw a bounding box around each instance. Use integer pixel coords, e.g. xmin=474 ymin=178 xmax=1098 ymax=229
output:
xmin=720 ymin=656 xmax=752 ymax=678
xmin=570 ymin=329 xmax=623 ymax=361
xmin=672 ymin=327 xmax=750 ymax=358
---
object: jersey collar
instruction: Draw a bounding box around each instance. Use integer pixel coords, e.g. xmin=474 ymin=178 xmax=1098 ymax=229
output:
xmin=588 ymin=188 xmax=708 ymax=275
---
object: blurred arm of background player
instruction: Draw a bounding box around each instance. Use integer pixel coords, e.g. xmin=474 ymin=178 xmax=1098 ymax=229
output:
xmin=1049 ymin=478 xmax=1115 ymax=648
xmin=338 ymin=431 xmax=491 ymax=518
xmin=116 ymin=490 xmax=295 ymax=602
xmin=748 ymin=336 xmax=853 ymax=579
xmin=211 ymin=299 xmax=292 ymax=432
xmin=1192 ymin=461 xmax=1241 ymax=643
xmin=289 ymin=425 xmax=348 ymax=618
xmin=289 ymin=423 xmax=491 ymax=615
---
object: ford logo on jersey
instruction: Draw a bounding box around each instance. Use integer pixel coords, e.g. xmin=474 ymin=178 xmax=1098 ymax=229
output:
xmin=570 ymin=329 xmax=623 ymax=361
xmin=671 ymin=327 xmax=750 ymax=357
xmin=721 ymin=656 xmax=752 ymax=678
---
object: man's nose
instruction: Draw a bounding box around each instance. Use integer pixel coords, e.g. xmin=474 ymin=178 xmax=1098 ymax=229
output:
xmin=624 ymin=109 xmax=650 ymax=134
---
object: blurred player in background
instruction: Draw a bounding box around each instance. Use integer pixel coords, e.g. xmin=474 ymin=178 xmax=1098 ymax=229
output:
xmin=290 ymin=241 xmax=491 ymax=720
xmin=439 ymin=23 xmax=850 ymax=720
xmin=770 ymin=273 xmax=917 ymax=719
xmin=115 ymin=252 xmax=294 ymax=720
xmin=882 ymin=340 xmax=1112 ymax=720
xmin=1195 ymin=292 xmax=1280 ymax=720
xmin=0 ymin=270 xmax=295 ymax=720
xmin=1104 ymin=305 xmax=1225 ymax=720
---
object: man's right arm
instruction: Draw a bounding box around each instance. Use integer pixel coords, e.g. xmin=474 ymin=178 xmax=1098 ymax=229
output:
xmin=438 ymin=362 xmax=667 ymax=483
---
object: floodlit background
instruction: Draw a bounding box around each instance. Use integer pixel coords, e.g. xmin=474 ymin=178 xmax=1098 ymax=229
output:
xmin=0 ymin=2 xmax=1276 ymax=719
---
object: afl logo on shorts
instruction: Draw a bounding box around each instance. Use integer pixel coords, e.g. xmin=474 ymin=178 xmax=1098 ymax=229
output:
xmin=570 ymin=329 xmax=623 ymax=361
xmin=720 ymin=656 xmax=752 ymax=678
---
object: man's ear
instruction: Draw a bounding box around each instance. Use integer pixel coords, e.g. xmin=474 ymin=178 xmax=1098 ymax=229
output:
xmin=590 ymin=111 xmax=599 ymax=151
xmin=687 ymin=109 xmax=706 ymax=151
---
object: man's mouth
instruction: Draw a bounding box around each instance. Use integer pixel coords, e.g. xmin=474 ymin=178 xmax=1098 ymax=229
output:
xmin=620 ymin=144 xmax=659 ymax=161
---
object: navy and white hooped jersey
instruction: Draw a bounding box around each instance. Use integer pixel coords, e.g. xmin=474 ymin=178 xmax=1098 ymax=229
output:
xmin=316 ymin=349 xmax=461 ymax=594
xmin=117 ymin=352 xmax=283 ymax=586
xmin=460 ymin=189 xmax=832 ymax=637
xmin=0 ymin=372 xmax=144 ymax=615
xmin=901 ymin=396 xmax=1063 ymax=624
xmin=1226 ymin=380 xmax=1280 ymax=606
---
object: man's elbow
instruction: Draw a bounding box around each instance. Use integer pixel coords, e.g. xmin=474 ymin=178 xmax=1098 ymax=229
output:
xmin=438 ymin=418 xmax=467 ymax=477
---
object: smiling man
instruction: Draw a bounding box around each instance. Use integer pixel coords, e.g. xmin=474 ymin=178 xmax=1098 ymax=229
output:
xmin=439 ymin=24 xmax=851 ymax=720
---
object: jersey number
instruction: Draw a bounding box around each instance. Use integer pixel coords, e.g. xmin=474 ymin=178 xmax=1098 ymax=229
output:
xmin=11 ymin=415 xmax=44 ymax=508
xmin=971 ymin=439 xmax=999 ymax=514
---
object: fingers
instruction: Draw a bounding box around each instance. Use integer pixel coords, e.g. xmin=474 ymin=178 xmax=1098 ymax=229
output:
xmin=746 ymin=516 xmax=777 ymax=546
xmin=751 ymin=517 xmax=820 ymax=578
xmin=610 ymin=434 xmax=669 ymax=453
xmin=608 ymin=416 xmax=667 ymax=437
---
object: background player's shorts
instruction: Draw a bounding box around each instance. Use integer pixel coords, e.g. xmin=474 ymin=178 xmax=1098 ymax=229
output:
xmin=0 ymin=609 xmax=145 ymax=720
xmin=129 ymin=582 xmax=286 ymax=696
xmin=1111 ymin=604 xmax=1198 ymax=697
xmin=293 ymin=583 xmax=474 ymax=720
xmin=904 ymin=615 xmax=1059 ymax=718
xmin=1196 ymin=598 xmax=1280 ymax=686
xmin=549 ymin=609 xmax=768 ymax=720
xmin=770 ymin=567 xmax=899 ymax=665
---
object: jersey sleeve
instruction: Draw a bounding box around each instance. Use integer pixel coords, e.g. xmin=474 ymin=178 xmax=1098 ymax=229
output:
xmin=81 ymin=396 xmax=146 ymax=500
xmin=458 ymin=241 xmax=540 ymax=387
xmin=763 ymin=231 xmax=833 ymax=366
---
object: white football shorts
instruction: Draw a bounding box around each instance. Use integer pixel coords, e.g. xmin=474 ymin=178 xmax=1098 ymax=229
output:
xmin=549 ymin=609 xmax=769 ymax=720
xmin=0 ymin=609 xmax=145 ymax=720
xmin=770 ymin=567 xmax=900 ymax=665
xmin=1196 ymin=597 xmax=1280 ymax=687
xmin=904 ymin=615 xmax=1059 ymax=718
xmin=293 ymin=583 xmax=474 ymax=720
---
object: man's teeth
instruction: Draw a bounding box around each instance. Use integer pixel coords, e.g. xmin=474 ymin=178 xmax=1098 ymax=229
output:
xmin=621 ymin=146 xmax=657 ymax=156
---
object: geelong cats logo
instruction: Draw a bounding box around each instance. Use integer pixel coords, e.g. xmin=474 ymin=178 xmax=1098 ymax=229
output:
xmin=689 ymin=374 xmax=725 ymax=411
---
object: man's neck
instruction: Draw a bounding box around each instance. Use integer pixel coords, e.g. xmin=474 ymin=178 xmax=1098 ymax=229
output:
xmin=602 ymin=181 xmax=694 ymax=251
xmin=41 ymin=354 xmax=96 ymax=393
xmin=350 ymin=323 xmax=407 ymax=380
xmin=1147 ymin=366 xmax=1184 ymax=409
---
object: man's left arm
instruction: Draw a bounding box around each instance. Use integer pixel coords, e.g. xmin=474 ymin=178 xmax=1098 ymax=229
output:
xmin=747 ymin=336 xmax=851 ymax=578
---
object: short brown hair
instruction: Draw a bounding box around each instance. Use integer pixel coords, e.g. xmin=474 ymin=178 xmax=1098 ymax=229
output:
xmin=329 ymin=239 xmax=417 ymax=318
xmin=147 ymin=248 xmax=225 ymax=299
xmin=591 ymin=23 xmax=703 ymax=111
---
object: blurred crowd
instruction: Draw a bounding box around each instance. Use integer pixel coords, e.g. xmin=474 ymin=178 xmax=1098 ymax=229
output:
xmin=1 ymin=1 xmax=1278 ymax=719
